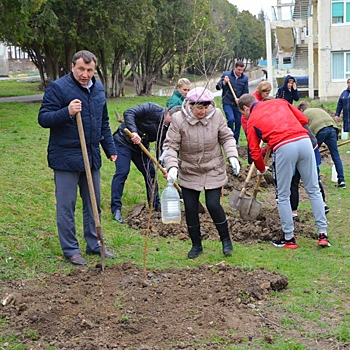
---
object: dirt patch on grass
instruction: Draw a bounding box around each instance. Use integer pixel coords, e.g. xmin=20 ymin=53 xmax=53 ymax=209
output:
xmin=126 ymin=154 xmax=317 ymax=245
xmin=0 ymin=263 xmax=290 ymax=349
xmin=0 ymin=147 xmax=337 ymax=349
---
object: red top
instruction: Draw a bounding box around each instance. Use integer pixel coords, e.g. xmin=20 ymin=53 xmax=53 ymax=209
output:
xmin=246 ymin=99 xmax=309 ymax=172
xmin=241 ymin=91 xmax=263 ymax=134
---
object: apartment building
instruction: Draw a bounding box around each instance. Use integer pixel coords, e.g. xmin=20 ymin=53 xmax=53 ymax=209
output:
xmin=265 ymin=0 xmax=350 ymax=101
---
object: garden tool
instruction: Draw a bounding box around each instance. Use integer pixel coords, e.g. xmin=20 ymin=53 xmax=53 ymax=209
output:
xmin=227 ymin=81 xmax=238 ymax=101
xmin=239 ymin=147 xmax=271 ymax=220
xmin=229 ymin=140 xmax=264 ymax=211
xmin=319 ymin=139 xmax=350 ymax=154
xmin=123 ymin=128 xmax=206 ymax=214
xmin=76 ymin=112 xmax=105 ymax=271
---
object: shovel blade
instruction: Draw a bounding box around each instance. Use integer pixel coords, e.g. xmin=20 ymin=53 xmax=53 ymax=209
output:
xmin=229 ymin=189 xmax=250 ymax=211
xmin=239 ymin=196 xmax=262 ymax=221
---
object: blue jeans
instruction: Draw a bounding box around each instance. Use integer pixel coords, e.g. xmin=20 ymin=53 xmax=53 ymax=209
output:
xmin=223 ymin=104 xmax=241 ymax=145
xmin=316 ymin=126 xmax=344 ymax=184
xmin=111 ymin=140 xmax=160 ymax=214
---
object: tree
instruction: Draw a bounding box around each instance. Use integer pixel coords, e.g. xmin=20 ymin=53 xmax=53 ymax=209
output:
xmin=184 ymin=0 xmax=240 ymax=77
xmin=127 ymin=0 xmax=212 ymax=95
xmin=233 ymin=11 xmax=266 ymax=66
xmin=0 ymin=0 xmax=268 ymax=96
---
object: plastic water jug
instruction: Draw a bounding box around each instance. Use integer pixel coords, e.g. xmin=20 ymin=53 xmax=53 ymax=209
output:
xmin=341 ymin=129 xmax=349 ymax=140
xmin=161 ymin=182 xmax=181 ymax=224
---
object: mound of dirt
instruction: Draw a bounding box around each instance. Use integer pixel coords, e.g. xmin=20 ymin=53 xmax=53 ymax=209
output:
xmin=0 ymin=263 xmax=288 ymax=349
xmin=125 ymin=151 xmax=316 ymax=245
xmin=0 ymin=146 xmax=323 ymax=349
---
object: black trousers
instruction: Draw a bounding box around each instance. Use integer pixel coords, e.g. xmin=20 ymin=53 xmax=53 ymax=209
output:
xmin=181 ymin=187 xmax=226 ymax=227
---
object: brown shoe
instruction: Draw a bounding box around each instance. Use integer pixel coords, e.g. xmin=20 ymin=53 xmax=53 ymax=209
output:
xmin=66 ymin=253 xmax=88 ymax=266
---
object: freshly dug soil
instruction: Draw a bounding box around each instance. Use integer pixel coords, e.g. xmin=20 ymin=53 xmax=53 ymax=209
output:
xmin=1 ymin=263 xmax=290 ymax=349
xmin=0 ymin=147 xmax=336 ymax=350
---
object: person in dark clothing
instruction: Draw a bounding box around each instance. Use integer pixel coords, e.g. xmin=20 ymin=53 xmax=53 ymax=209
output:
xmin=38 ymin=50 xmax=117 ymax=266
xmin=275 ymin=75 xmax=300 ymax=105
xmin=289 ymin=126 xmax=329 ymax=218
xmin=111 ymin=103 xmax=171 ymax=223
xmin=216 ymin=61 xmax=249 ymax=146
xmin=298 ymin=100 xmax=345 ymax=188
xmin=335 ymin=77 xmax=350 ymax=134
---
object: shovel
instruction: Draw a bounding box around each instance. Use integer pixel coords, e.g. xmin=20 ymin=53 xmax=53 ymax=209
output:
xmin=123 ymin=128 xmax=206 ymax=214
xmin=227 ymin=81 xmax=238 ymax=101
xmin=76 ymin=112 xmax=105 ymax=271
xmin=239 ymin=148 xmax=271 ymax=220
xmin=229 ymin=140 xmax=264 ymax=211
xmin=319 ymin=139 xmax=350 ymax=154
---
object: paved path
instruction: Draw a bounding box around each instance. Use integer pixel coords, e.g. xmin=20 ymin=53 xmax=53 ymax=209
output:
xmin=0 ymin=94 xmax=43 ymax=103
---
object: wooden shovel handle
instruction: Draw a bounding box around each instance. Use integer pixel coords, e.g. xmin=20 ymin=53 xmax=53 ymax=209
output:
xmin=227 ymin=81 xmax=238 ymax=101
xmin=319 ymin=139 xmax=350 ymax=154
xmin=76 ymin=112 xmax=105 ymax=269
xmin=252 ymin=147 xmax=271 ymax=198
xmin=123 ymin=128 xmax=182 ymax=193
xmin=237 ymin=140 xmax=264 ymax=200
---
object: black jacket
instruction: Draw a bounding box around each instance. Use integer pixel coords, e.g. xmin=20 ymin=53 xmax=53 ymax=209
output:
xmin=114 ymin=102 xmax=167 ymax=152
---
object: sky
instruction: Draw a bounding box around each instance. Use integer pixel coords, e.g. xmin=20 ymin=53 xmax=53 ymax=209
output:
xmin=228 ymin=0 xmax=276 ymax=17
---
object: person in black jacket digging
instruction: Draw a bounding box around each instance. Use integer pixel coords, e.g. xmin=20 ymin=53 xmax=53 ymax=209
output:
xmin=111 ymin=102 xmax=172 ymax=223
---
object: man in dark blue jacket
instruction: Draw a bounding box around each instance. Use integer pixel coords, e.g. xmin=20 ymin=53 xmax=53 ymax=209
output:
xmin=38 ymin=50 xmax=117 ymax=266
xmin=111 ymin=103 xmax=171 ymax=223
xmin=216 ymin=61 xmax=249 ymax=146
xmin=335 ymin=77 xmax=350 ymax=133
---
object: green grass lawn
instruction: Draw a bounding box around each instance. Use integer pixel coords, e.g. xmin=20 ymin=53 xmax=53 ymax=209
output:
xmin=1 ymin=82 xmax=350 ymax=349
xmin=0 ymin=79 xmax=43 ymax=97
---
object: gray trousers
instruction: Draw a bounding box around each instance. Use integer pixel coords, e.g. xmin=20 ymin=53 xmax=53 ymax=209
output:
xmin=54 ymin=169 xmax=102 ymax=257
xmin=274 ymin=138 xmax=328 ymax=237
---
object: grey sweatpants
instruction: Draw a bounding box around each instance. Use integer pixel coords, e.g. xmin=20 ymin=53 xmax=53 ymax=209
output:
xmin=54 ymin=169 xmax=102 ymax=257
xmin=273 ymin=138 xmax=328 ymax=237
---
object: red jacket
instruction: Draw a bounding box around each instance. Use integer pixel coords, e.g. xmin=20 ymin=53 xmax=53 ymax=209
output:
xmin=247 ymin=99 xmax=309 ymax=172
xmin=241 ymin=91 xmax=263 ymax=134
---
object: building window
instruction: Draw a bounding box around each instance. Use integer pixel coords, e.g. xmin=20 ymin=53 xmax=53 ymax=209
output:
xmin=332 ymin=0 xmax=350 ymax=24
xmin=332 ymin=52 xmax=350 ymax=79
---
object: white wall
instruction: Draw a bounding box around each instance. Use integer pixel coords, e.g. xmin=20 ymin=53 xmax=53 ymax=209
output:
xmin=318 ymin=0 xmax=350 ymax=100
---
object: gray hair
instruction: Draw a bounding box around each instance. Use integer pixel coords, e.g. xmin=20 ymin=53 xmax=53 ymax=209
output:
xmin=72 ymin=50 xmax=97 ymax=66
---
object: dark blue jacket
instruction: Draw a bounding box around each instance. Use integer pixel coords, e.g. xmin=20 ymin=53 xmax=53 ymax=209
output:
xmin=114 ymin=102 xmax=168 ymax=152
xmin=335 ymin=88 xmax=350 ymax=132
xmin=38 ymin=73 xmax=116 ymax=171
xmin=275 ymin=75 xmax=300 ymax=104
xmin=216 ymin=69 xmax=249 ymax=105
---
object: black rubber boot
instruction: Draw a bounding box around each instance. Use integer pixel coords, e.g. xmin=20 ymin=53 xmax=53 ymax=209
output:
xmin=216 ymin=221 xmax=233 ymax=256
xmin=187 ymin=225 xmax=203 ymax=259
